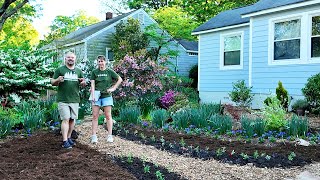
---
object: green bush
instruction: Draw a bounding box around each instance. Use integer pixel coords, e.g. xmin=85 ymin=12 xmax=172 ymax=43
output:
xmin=172 ymin=109 xmax=190 ymax=129
xmin=0 ymin=107 xmax=22 ymax=127
xmin=189 ymin=108 xmax=208 ymax=128
xmin=98 ymin=115 xmax=105 ymax=125
xmin=151 ymin=109 xmax=169 ymax=128
xmin=0 ymin=118 xmax=11 ymax=137
xmin=229 ymin=80 xmax=253 ymax=107
xmin=262 ymin=96 xmax=287 ymax=131
xmin=168 ymin=93 xmax=190 ymax=113
xmin=119 ymin=106 xmax=141 ymax=125
xmin=291 ymin=99 xmax=309 ymax=111
xmin=189 ymin=65 xmax=198 ymax=89
xmin=241 ymin=116 xmax=266 ymax=137
xmin=208 ymin=114 xmax=233 ymax=134
xmin=302 ymin=73 xmax=320 ymax=114
xmin=276 ymin=81 xmax=289 ymax=110
xmin=286 ymin=115 xmax=309 ymax=137
xmin=23 ymin=106 xmax=45 ymax=133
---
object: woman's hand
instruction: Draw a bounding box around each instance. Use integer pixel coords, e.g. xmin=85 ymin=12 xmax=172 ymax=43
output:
xmin=107 ymin=87 xmax=116 ymax=93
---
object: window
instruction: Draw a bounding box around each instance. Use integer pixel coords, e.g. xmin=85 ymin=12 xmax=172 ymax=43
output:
xmin=138 ymin=13 xmax=144 ymax=24
xmin=220 ymin=32 xmax=243 ymax=70
xmin=311 ymin=15 xmax=320 ymax=58
xmin=273 ymin=19 xmax=301 ymax=60
xmin=106 ymin=47 xmax=114 ymax=61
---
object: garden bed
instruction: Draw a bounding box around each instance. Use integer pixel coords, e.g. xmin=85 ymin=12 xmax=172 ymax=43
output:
xmin=113 ymin=124 xmax=320 ymax=168
xmin=0 ymin=131 xmax=183 ymax=180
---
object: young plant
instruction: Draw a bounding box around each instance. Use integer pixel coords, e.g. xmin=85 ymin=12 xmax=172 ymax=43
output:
xmin=253 ymin=150 xmax=259 ymax=159
xmin=179 ymin=137 xmax=186 ymax=147
xmin=151 ymin=109 xmax=169 ymax=128
xmin=160 ymin=136 xmax=165 ymax=146
xmin=262 ymin=96 xmax=287 ymax=131
xmin=269 ymin=136 xmax=276 ymax=143
xmin=229 ymin=80 xmax=253 ymax=107
xmin=240 ymin=153 xmax=249 ymax=160
xmin=155 ymin=170 xmax=165 ymax=180
xmin=126 ymin=153 xmax=133 ymax=164
xmin=276 ymin=81 xmax=289 ymax=110
xmin=150 ymin=135 xmax=156 ymax=142
xmin=265 ymin=155 xmax=271 ymax=161
xmin=143 ymin=165 xmax=150 ymax=173
xmin=119 ymin=106 xmax=141 ymax=125
xmin=288 ymin=152 xmax=296 ymax=161
xmin=216 ymin=147 xmax=226 ymax=157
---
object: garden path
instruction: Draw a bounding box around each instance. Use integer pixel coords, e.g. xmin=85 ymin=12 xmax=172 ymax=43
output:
xmin=76 ymin=119 xmax=320 ymax=180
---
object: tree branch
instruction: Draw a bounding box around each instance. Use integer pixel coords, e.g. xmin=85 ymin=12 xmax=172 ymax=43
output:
xmin=0 ymin=0 xmax=28 ymax=31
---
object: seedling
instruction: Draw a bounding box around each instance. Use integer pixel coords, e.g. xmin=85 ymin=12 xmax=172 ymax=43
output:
xmin=150 ymin=135 xmax=156 ymax=142
xmin=155 ymin=170 xmax=165 ymax=180
xmin=127 ymin=153 xmax=133 ymax=164
xmin=230 ymin=150 xmax=236 ymax=156
xmin=265 ymin=155 xmax=271 ymax=160
xmin=288 ymin=152 xmax=296 ymax=161
xmin=179 ymin=137 xmax=186 ymax=147
xmin=240 ymin=153 xmax=249 ymax=160
xmin=216 ymin=147 xmax=226 ymax=157
xmin=140 ymin=133 xmax=146 ymax=140
xmin=253 ymin=150 xmax=259 ymax=159
xmin=143 ymin=165 xmax=150 ymax=173
xmin=168 ymin=143 xmax=174 ymax=149
xmin=160 ymin=136 xmax=165 ymax=146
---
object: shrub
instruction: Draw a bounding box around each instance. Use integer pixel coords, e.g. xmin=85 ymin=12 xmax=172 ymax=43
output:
xmin=276 ymin=81 xmax=289 ymax=110
xmin=151 ymin=109 xmax=169 ymax=128
xmin=229 ymin=80 xmax=253 ymax=107
xmin=286 ymin=115 xmax=309 ymax=137
xmin=159 ymin=90 xmax=177 ymax=109
xmin=172 ymin=109 xmax=190 ymax=129
xmin=119 ymin=106 xmax=141 ymax=125
xmin=302 ymin=73 xmax=320 ymax=114
xmin=291 ymin=99 xmax=309 ymax=111
xmin=189 ymin=65 xmax=198 ymax=89
xmin=241 ymin=116 xmax=266 ymax=137
xmin=189 ymin=108 xmax=208 ymax=128
xmin=0 ymin=118 xmax=11 ymax=137
xmin=168 ymin=93 xmax=189 ymax=113
xmin=262 ymin=96 xmax=287 ymax=131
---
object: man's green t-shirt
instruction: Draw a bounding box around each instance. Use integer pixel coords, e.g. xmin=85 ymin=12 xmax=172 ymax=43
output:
xmin=53 ymin=66 xmax=84 ymax=103
xmin=90 ymin=68 xmax=119 ymax=98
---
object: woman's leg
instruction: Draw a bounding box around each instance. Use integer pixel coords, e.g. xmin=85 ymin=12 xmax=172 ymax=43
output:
xmin=103 ymin=106 xmax=113 ymax=136
xmin=92 ymin=105 xmax=100 ymax=136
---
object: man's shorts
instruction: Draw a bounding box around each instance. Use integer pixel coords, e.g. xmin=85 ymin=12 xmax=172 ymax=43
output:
xmin=58 ymin=102 xmax=79 ymax=120
xmin=93 ymin=97 xmax=113 ymax=107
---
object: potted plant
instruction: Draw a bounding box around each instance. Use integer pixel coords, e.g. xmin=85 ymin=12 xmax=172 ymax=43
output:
xmin=291 ymin=99 xmax=309 ymax=116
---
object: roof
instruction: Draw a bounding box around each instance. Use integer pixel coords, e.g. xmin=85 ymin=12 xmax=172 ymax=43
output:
xmin=47 ymin=9 xmax=138 ymax=47
xmin=193 ymin=0 xmax=311 ymax=33
xmin=177 ymin=39 xmax=198 ymax=51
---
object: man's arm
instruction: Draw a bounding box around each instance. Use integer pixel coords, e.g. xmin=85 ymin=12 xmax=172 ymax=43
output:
xmin=51 ymin=76 xmax=64 ymax=86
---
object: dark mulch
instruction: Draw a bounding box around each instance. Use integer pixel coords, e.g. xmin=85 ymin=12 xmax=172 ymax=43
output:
xmin=114 ymin=125 xmax=320 ymax=168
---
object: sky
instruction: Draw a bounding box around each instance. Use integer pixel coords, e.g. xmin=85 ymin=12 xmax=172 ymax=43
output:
xmin=31 ymin=0 xmax=106 ymax=39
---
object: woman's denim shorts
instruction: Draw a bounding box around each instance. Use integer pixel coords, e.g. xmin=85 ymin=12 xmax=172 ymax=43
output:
xmin=93 ymin=97 xmax=113 ymax=107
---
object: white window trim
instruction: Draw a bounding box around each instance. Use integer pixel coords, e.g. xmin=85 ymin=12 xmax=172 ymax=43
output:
xmin=268 ymin=10 xmax=320 ymax=66
xmin=106 ymin=47 xmax=113 ymax=61
xmin=308 ymin=12 xmax=320 ymax=62
xmin=220 ymin=31 xmax=244 ymax=70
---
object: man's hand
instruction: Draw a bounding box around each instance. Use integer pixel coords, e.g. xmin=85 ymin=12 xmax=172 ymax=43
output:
xmin=79 ymin=78 xmax=86 ymax=87
xmin=107 ymin=87 xmax=116 ymax=93
xmin=51 ymin=76 xmax=64 ymax=86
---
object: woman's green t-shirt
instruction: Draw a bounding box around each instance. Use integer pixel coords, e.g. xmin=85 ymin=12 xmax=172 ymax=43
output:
xmin=90 ymin=68 xmax=119 ymax=98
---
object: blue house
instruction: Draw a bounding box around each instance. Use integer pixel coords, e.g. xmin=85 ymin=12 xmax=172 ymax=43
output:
xmin=192 ymin=0 xmax=320 ymax=108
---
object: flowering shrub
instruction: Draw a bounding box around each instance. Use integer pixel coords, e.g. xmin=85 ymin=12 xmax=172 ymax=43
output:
xmin=113 ymin=49 xmax=168 ymax=100
xmin=159 ymin=90 xmax=177 ymax=109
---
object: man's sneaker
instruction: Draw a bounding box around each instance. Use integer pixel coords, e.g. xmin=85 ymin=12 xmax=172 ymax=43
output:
xmin=68 ymin=138 xmax=76 ymax=146
xmin=91 ymin=135 xmax=98 ymax=144
xmin=62 ymin=141 xmax=72 ymax=149
xmin=106 ymin=135 xmax=114 ymax=143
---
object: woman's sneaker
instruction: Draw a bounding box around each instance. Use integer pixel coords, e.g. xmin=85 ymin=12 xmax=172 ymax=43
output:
xmin=68 ymin=138 xmax=76 ymax=146
xmin=62 ymin=141 xmax=72 ymax=149
xmin=106 ymin=135 xmax=114 ymax=143
xmin=91 ymin=135 xmax=98 ymax=144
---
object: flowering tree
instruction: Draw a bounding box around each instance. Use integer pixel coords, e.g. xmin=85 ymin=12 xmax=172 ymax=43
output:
xmin=0 ymin=49 xmax=57 ymax=102
xmin=113 ymin=49 xmax=168 ymax=100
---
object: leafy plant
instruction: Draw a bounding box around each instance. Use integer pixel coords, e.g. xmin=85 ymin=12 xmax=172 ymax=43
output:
xmin=302 ymin=73 xmax=320 ymax=114
xmin=0 ymin=118 xmax=11 ymax=137
xmin=288 ymin=152 xmax=296 ymax=161
xmin=172 ymin=109 xmax=190 ymax=129
xmin=216 ymin=147 xmax=226 ymax=157
xmin=253 ymin=150 xmax=259 ymax=159
xmin=98 ymin=115 xmax=105 ymax=125
xmin=119 ymin=106 xmax=141 ymax=125
xmin=287 ymin=115 xmax=309 ymax=137
xmin=151 ymin=109 xmax=169 ymax=128
xmin=208 ymin=115 xmax=233 ymax=134
xmin=167 ymin=93 xmax=190 ymax=113
xmin=241 ymin=116 xmax=266 ymax=137
xmin=179 ymin=137 xmax=186 ymax=147
xmin=276 ymin=81 xmax=289 ymax=110
xmin=229 ymin=80 xmax=253 ymax=107
xmin=155 ymin=170 xmax=165 ymax=180
xmin=143 ymin=165 xmax=150 ymax=173
xmin=291 ymin=99 xmax=309 ymax=111
xmin=240 ymin=153 xmax=249 ymax=160
xmin=126 ymin=153 xmax=133 ymax=164
xmin=189 ymin=108 xmax=208 ymax=128
xmin=262 ymin=96 xmax=287 ymax=131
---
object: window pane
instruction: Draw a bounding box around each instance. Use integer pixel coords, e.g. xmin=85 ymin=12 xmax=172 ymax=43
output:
xmin=274 ymin=39 xmax=300 ymax=60
xmin=312 ymin=16 xmax=320 ymax=36
xmin=108 ymin=51 xmax=114 ymax=61
xmin=224 ymin=36 xmax=241 ymax=51
xmin=312 ymin=37 xmax=320 ymax=58
xmin=275 ymin=19 xmax=301 ymax=40
xmin=224 ymin=51 xmax=240 ymax=65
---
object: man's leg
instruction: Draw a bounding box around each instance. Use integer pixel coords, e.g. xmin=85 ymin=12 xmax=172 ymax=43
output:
xmin=61 ymin=119 xmax=69 ymax=141
xmin=67 ymin=118 xmax=75 ymax=139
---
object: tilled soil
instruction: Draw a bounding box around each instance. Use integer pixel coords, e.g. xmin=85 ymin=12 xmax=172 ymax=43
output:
xmin=0 ymin=132 xmax=136 ymax=180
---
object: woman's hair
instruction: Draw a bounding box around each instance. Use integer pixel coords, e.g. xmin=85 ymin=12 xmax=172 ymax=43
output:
xmin=97 ymin=55 xmax=106 ymax=61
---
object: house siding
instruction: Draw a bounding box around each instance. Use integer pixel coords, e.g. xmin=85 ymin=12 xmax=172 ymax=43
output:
xmin=176 ymin=48 xmax=198 ymax=77
xmin=251 ymin=5 xmax=320 ymax=97
xmin=199 ymin=26 xmax=249 ymax=103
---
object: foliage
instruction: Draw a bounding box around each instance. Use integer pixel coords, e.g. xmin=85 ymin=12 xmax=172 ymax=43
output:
xmin=291 ymin=99 xmax=309 ymax=111
xmin=0 ymin=49 xmax=58 ymax=99
xmin=241 ymin=116 xmax=266 ymax=137
xmin=262 ymin=96 xmax=287 ymax=131
xmin=189 ymin=65 xmax=198 ymax=89
xmin=23 ymin=107 xmax=45 ymax=133
xmin=119 ymin=106 xmax=141 ymax=124
xmin=208 ymin=114 xmax=233 ymax=134
xmin=159 ymin=90 xmax=176 ymax=109
xmin=113 ymin=49 xmax=167 ymax=100
xmin=229 ymin=80 xmax=253 ymax=107
xmin=172 ymin=109 xmax=190 ymax=129
xmin=167 ymin=92 xmax=189 ymax=113
xmin=139 ymin=93 xmax=158 ymax=119
xmin=40 ymin=10 xmax=99 ymax=46
xmin=152 ymin=6 xmax=198 ymax=40
xmin=0 ymin=106 xmax=22 ymax=127
xmin=276 ymin=81 xmax=289 ymax=110
xmin=189 ymin=108 xmax=208 ymax=128
xmin=0 ymin=118 xmax=10 ymax=137
xmin=302 ymin=73 xmax=320 ymax=114
xmin=151 ymin=109 xmax=169 ymax=128
xmin=286 ymin=115 xmax=309 ymax=137
xmin=110 ymin=18 xmax=149 ymax=61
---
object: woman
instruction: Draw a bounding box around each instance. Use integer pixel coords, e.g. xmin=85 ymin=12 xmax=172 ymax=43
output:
xmin=90 ymin=55 xmax=122 ymax=143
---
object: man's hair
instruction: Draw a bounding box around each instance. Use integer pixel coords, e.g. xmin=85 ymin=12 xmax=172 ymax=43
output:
xmin=64 ymin=51 xmax=76 ymax=58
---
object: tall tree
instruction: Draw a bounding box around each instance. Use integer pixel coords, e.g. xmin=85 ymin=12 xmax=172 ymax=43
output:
xmin=152 ymin=6 xmax=198 ymax=40
xmin=0 ymin=0 xmax=36 ymax=31
xmin=41 ymin=10 xmax=99 ymax=45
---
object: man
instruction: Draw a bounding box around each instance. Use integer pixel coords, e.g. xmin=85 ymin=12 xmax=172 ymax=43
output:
xmin=51 ymin=52 xmax=86 ymax=149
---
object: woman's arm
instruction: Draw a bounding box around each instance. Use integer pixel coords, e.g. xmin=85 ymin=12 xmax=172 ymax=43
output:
xmin=107 ymin=76 xmax=123 ymax=93
xmin=90 ymin=80 xmax=95 ymax=101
